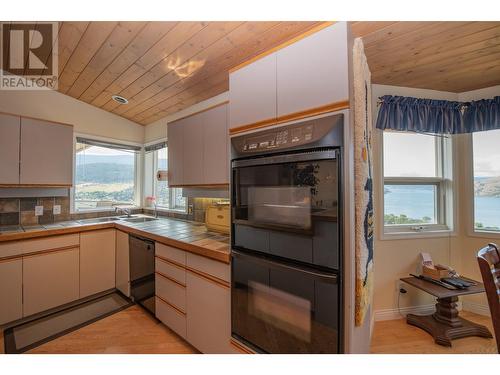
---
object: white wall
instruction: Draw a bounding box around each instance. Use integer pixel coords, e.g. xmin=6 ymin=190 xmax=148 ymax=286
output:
xmin=0 ymin=89 xmax=144 ymax=143
xmin=371 ymin=84 xmax=500 ymax=320
xmin=144 ymin=91 xmax=229 ymax=143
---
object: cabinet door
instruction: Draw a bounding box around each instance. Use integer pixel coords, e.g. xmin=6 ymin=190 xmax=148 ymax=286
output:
xmin=167 ymin=120 xmax=184 ymax=186
xmin=80 ymin=229 xmax=116 ymax=298
xmin=182 ymin=114 xmax=204 ymax=185
xmin=20 ymin=118 xmax=73 ymax=185
xmin=276 ymin=23 xmax=349 ymax=116
xmin=186 ymin=271 xmax=232 ymax=353
xmin=229 ymin=53 xmax=277 ymax=129
xmin=203 ymin=104 xmax=229 ymax=184
xmin=0 ymin=258 xmax=23 ymax=325
xmin=116 ymin=230 xmax=130 ymax=297
xmin=0 ymin=114 xmax=20 ymax=184
xmin=23 ymin=248 xmax=80 ymax=317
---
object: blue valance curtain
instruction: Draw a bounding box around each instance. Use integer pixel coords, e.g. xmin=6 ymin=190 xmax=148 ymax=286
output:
xmin=463 ymin=96 xmax=500 ymax=133
xmin=376 ymin=95 xmax=500 ymax=134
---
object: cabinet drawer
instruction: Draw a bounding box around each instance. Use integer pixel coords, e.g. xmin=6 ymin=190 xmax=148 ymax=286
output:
xmin=155 ymin=273 xmax=186 ymax=312
xmin=0 ymin=234 xmax=80 ymax=259
xmin=155 ymin=257 xmax=186 ymax=285
xmin=155 ymin=296 xmax=187 ymax=339
xmin=156 ymin=243 xmax=186 ymax=266
xmin=186 ymin=252 xmax=230 ymax=282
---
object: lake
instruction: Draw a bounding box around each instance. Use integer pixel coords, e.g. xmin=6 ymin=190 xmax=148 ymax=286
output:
xmin=384 ymin=185 xmax=500 ymax=229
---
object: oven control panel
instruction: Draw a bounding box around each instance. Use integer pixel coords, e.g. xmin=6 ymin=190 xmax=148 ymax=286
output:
xmin=231 ymin=113 xmax=344 ymax=159
xmin=241 ymin=124 xmax=314 ymax=152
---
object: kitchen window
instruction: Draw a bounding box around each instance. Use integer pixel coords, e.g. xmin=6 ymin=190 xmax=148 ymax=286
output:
xmin=74 ymin=137 xmax=141 ymax=212
xmin=382 ymin=131 xmax=453 ymax=235
xmin=472 ymin=129 xmax=500 ymax=233
xmin=147 ymin=142 xmax=186 ymax=211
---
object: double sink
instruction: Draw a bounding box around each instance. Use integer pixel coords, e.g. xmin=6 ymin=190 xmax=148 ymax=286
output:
xmin=78 ymin=216 xmax=159 ymax=224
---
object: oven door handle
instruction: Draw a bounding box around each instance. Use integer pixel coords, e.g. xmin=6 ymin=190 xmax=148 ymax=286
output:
xmin=232 ymin=250 xmax=338 ymax=283
xmin=232 ymin=149 xmax=337 ymax=168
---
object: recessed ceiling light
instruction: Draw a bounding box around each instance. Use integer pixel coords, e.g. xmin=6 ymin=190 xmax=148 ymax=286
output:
xmin=112 ymin=95 xmax=128 ymax=105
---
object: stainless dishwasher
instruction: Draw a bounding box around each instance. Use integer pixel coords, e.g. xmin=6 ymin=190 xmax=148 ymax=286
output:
xmin=129 ymin=234 xmax=155 ymax=315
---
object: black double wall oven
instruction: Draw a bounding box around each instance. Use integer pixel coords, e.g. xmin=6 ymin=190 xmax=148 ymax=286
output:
xmin=230 ymin=113 xmax=344 ymax=353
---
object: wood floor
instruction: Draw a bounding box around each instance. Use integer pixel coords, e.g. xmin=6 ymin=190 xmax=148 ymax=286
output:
xmin=1 ymin=307 xmax=495 ymax=354
xmin=371 ymin=311 xmax=497 ymax=354
xmin=1 ymin=306 xmax=197 ymax=354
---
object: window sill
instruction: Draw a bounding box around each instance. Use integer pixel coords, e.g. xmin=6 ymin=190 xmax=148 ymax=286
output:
xmin=72 ymin=206 xmax=139 ymax=215
xmin=468 ymin=230 xmax=500 ymax=240
xmin=145 ymin=206 xmax=187 ymax=214
xmin=380 ymin=229 xmax=456 ymax=241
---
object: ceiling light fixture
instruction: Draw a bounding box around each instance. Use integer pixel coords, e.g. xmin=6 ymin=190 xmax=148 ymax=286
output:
xmin=112 ymin=95 xmax=129 ymax=105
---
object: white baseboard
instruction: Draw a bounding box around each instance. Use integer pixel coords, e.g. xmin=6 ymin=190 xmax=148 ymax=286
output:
xmin=374 ymin=304 xmax=435 ymax=321
xmin=462 ymin=300 xmax=491 ymax=317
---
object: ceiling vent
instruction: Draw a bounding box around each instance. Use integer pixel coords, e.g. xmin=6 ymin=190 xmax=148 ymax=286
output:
xmin=111 ymin=95 xmax=129 ymax=105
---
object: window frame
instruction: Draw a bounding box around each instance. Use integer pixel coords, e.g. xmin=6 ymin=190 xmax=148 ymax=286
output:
xmin=71 ymin=133 xmax=142 ymax=214
xmin=151 ymin=146 xmax=186 ymax=212
xmin=468 ymin=131 xmax=500 ymax=238
xmin=378 ymin=130 xmax=456 ymax=239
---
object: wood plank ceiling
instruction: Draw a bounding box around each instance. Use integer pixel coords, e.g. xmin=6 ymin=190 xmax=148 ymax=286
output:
xmin=351 ymin=21 xmax=500 ymax=93
xmin=51 ymin=21 xmax=323 ymax=125
xmin=28 ymin=21 xmax=500 ymax=125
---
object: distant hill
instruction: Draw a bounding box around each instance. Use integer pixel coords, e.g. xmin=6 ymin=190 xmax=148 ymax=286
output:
xmin=76 ymin=154 xmax=134 ymax=166
xmin=76 ymin=163 xmax=134 ymax=183
xmin=475 ymin=176 xmax=500 ymax=197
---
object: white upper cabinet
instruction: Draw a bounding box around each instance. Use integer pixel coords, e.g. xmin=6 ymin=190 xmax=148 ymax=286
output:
xmin=229 ymin=22 xmax=349 ymax=130
xmin=182 ymin=114 xmax=204 ymax=185
xmin=229 ymin=53 xmax=277 ymax=129
xmin=0 ymin=113 xmax=21 ymax=184
xmin=167 ymin=118 xmax=185 ymax=187
xmin=20 ymin=117 xmax=73 ymax=185
xmin=168 ymin=103 xmax=229 ymax=186
xmin=203 ymin=104 xmax=229 ymax=184
xmin=276 ymin=23 xmax=349 ymax=116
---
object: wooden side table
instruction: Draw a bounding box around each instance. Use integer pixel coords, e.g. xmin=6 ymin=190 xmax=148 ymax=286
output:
xmin=400 ymin=277 xmax=493 ymax=346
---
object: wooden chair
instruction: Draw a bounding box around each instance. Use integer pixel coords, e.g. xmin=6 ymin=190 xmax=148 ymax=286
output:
xmin=477 ymin=243 xmax=500 ymax=353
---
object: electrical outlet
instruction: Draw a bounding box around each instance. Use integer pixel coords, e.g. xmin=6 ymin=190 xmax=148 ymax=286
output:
xmin=53 ymin=205 xmax=61 ymax=215
xmin=397 ymin=280 xmax=407 ymax=294
xmin=35 ymin=205 xmax=44 ymax=216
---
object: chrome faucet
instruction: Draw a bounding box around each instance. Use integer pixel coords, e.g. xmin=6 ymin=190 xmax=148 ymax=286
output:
xmin=114 ymin=206 xmax=132 ymax=218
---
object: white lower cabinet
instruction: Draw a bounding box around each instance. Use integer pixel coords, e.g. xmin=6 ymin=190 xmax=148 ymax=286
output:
xmin=155 ymin=296 xmax=187 ymax=339
xmin=0 ymin=258 xmax=23 ymax=325
xmin=115 ymin=230 xmax=130 ymax=297
xmin=23 ymin=248 xmax=80 ymax=317
xmin=154 ymin=242 xmax=233 ymax=353
xmin=186 ymin=271 xmax=232 ymax=354
xmin=80 ymin=229 xmax=116 ymax=298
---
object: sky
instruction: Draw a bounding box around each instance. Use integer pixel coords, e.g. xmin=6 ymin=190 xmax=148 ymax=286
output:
xmin=473 ymin=129 xmax=500 ymax=177
xmin=383 ymin=132 xmax=437 ymax=177
xmin=78 ymin=145 xmax=135 ymax=156
xmin=384 ymin=130 xmax=500 ymax=178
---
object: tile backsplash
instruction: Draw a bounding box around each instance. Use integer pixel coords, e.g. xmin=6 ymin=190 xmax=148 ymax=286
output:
xmin=143 ymin=197 xmax=230 ymax=223
xmin=192 ymin=198 xmax=229 ymax=223
xmin=0 ymin=196 xmax=71 ymax=226
xmin=0 ymin=196 xmax=230 ymax=227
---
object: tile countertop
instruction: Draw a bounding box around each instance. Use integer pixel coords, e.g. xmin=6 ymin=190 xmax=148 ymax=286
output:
xmin=0 ymin=216 xmax=230 ymax=264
